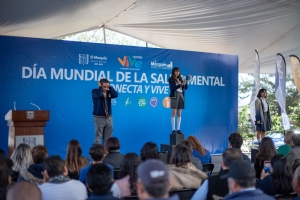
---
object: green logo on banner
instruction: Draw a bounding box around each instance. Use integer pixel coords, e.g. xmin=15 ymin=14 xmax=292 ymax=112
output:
xmin=138 ymin=97 xmax=146 ymax=107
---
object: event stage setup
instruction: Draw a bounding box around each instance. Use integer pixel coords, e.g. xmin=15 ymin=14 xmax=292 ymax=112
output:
xmin=0 ymin=36 xmax=238 ymax=157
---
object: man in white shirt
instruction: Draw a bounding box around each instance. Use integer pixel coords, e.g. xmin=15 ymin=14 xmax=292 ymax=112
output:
xmin=38 ymin=156 xmax=87 ymax=200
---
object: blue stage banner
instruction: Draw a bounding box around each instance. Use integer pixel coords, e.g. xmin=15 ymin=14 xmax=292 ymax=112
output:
xmin=0 ymin=36 xmax=238 ymax=157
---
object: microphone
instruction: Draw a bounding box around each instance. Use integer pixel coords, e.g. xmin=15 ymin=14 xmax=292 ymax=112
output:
xmin=14 ymin=102 xmax=16 ymax=111
xmin=181 ymin=74 xmax=193 ymax=83
xmin=30 ymin=103 xmax=41 ymax=110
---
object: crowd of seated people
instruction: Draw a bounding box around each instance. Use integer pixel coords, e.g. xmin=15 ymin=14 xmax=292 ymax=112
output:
xmin=2 ymin=131 xmax=300 ymax=200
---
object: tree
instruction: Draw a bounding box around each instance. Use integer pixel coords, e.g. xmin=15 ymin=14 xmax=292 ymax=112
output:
xmin=239 ymin=74 xmax=300 ymax=130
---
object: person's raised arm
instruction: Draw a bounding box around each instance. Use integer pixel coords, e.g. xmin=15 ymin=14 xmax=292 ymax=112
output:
xmin=108 ymin=86 xmax=118 ymax=98
xmin=92 ymin=87 xmax=104 ymax=99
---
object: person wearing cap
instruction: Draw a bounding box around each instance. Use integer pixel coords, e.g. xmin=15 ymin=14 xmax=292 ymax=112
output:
xmin=191 ymin=148 xmax=243 ymax=200
xmin=137 ymin=159 xmax=179 ymax=200
xmin=222 ymin=160 xmax=274 ymax=200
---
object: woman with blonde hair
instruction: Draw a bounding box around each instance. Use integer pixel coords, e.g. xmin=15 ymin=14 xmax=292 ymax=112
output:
xmin=186 ymin=136 xmax=212 ymax=164
xmin=277 ymin=131 xmax=294 ymax=156
xmin=10 ymin=143 xmax=33 ymax=182
xmin=65 ymin=139 xmax=89 ymax=180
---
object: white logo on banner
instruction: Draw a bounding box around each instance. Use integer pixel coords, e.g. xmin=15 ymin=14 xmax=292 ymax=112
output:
xmin=151 ymin=61 xmax=173 ymax=69
xmin=79 ymin=54 xmax=89 ymax=65
xmin=111 ymin=99 xmax=117 ymax=106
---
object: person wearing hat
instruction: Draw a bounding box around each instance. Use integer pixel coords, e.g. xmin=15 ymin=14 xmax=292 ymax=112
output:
xmin=222 ymin=160 xmax=274 ymax=200
xmin=136 ymin=159 xmax=179 ymax=200
xmin=191 ymin=148 xmax=243 ymax=200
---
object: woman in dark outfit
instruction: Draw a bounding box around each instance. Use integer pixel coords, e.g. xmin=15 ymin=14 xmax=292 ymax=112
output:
xmin=168 ymin=67 xmax=188 ymax=135
xmin=255 ymin=88 xmax=272 ymax=143
xmin=254 ymin=137 xmax=277 ymax=179
xmin=258 ymin=154 xmax=293 ymax=196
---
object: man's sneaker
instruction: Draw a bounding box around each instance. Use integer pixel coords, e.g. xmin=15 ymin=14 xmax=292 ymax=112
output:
xmin=172 ymin=130 xmax=178 ymax=135
xmin=177 ymin=130 xmax=183 ymax=135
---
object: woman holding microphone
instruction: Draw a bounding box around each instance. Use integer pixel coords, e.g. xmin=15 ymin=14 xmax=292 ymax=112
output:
xmin=169 ymin=67 xmax=188 ymax=135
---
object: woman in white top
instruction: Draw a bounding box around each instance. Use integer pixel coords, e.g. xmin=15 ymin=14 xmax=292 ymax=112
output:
xmin=168 ymin=67 xmax=188 ymax=135
xmin=255 ymin=88 xmax=272 ymax=143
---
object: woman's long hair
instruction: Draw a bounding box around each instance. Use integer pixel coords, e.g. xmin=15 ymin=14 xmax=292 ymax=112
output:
xmin=10 ymin=143 xmax=33 ymax=172
xmin=186 ymin=136 xmax=206 ymax=156
xmin=170 ymin=141 xmax=192 ymax=168
xmin=171 ymin=67 xmax=181 ymax=83
xmin=271 ymin=154 xmax=293 ymax=194
xmin=256 ymin=137 xmax=277 ymax=161
xmin=65 ymin=140 xmax=85 ymax=173
xmin=119 ymin=153 xmax=140 ymax=195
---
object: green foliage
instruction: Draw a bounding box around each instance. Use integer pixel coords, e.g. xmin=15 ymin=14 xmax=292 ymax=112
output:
xmin=238 ymin=105 xmax=255 ymax=149
xmin=289 ymin=103 xmax=300 ymax=130
xmin=239 ymin=74 xmax=300 ymax=130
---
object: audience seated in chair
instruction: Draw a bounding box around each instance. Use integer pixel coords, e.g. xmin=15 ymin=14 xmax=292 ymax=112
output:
xmin=103 ymin=137 xmax=124 ymax=169
xmin=192 ymin=148 xmax=242 ymax=200
xmin=137 ymin=159 xmax=179 ymax=200
xmin=254 ymin=137 xmax=277 ymax=179
xmin=7 ymin=182 xmax=41 ymax=200
xmin=111 ymin=153 xmax=140 ymax=198
xmin=287 ymin=134 xmax=300 ymax=173
xmin=222 ymin=160 xmax=274 ymax=200
xmin=258 ymin=154 xmax=293 ymax=196
xmin=0 ymin=157 xmax=13 ymax=200
xmin=140 ymin=142 xmax=161 ymax=162
xmin=277 ymin=131 xmax=294 ymax=156
xmin=65 ymin=140 xmax=89 ymax=180
xmin=10 ymin=143 xmax=33 ymax=182
xmin=167 ymin=141 xmax=207 ymax=190
xmin=86 ymin=163 xmax=121 ymax=200
xmin=228 ymin=132 xmax=250 ymax=163
xmin=186 ymin=136 xmax=212 ymax=164
xmin=18 ymin=145 xmax=48 ymax=185
xmin=38 ymin=155 xmax=87 ymax=200
xmin=79 ymin=144 xmax=114 ymax=185
xmin=180 ymin=141 xmax=203 ymax=170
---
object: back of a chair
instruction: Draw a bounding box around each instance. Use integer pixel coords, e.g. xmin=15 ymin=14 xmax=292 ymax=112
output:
xmin=114 ymin=169 xmax=120 ymax=180
xmin=274 ymin=192 xmax=297 ymax=200
xmin=202 ymin=163 xmax=214 ymax=175
xmin=169 ymin=189 xmax=197 ymax=200
xmin=123 ymin=195 xmax=139 ymax=200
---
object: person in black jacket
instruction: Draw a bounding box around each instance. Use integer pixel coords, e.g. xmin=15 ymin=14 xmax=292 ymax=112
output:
xmin=103 ymin=137 xmax=124 ymax=169
xmin=191 ymin=148 xmax=243 ymax=200
xmin=168 ymin=67 xmax=188 ymax=135
xmin=92 ymin=78 xmax=118 ymax=144
xmin=254 ymin=137 xmax=277 ymax=179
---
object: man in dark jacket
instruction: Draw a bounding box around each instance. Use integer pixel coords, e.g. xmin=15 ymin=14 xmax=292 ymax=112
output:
xmin=222 ymin=160 xmax=274 ymax=200
xmin=92 ymin=78 xmax=118 ymax=144
xmin=191 ymin=148 xmax=243 ymax=200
